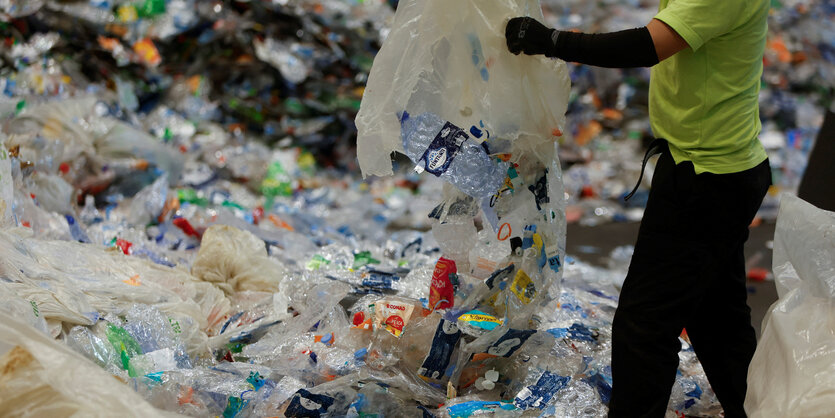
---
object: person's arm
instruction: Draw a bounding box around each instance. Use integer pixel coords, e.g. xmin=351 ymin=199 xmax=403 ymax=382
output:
xmin=646 ymin=19 xmax=689 ymax=61
xmin=505 ymin=17 xmax=688 ymax=68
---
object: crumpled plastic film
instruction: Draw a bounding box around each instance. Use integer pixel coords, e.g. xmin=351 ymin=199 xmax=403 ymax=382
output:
xmin=745 ymin=194 xmax=835 ymax=417
xmin=0 ymin=137 xmax=12 ymax=227
xmin=191 ymin=225 xmax=288 ymax=295
xmin=357 ymin=0 xmax=576 ymax=409
xmin=0 ymin=226 xmax=228 ymax=344
xmin=0 ymin=311 xmax=183 ymax=418
xmin=0 ymin=0 xmax=44 ymax=18
xmin=356 ymin=0 xmax=569 ymax=179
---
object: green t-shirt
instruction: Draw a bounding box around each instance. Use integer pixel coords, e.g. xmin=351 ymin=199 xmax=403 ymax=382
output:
xmin=650 ymin=0 xmax=769 ymax=174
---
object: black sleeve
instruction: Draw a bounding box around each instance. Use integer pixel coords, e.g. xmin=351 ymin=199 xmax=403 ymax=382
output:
xmin=548 ymin=27 xmax=660 ymax=68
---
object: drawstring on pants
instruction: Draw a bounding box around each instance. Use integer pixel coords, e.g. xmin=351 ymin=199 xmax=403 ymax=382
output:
xmin=624 ymin=138 xmax=667 ymax=202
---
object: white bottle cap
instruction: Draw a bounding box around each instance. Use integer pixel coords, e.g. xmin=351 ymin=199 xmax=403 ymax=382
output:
xmin=485 ymin=369 xmax=500 ymax=382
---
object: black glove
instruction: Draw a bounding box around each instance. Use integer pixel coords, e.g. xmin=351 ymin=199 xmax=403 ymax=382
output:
xmin=505 ymin=17 xmax=558 ymax=56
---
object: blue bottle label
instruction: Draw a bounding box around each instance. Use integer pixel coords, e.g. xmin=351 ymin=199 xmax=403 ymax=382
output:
xmin=514 ymin=371 xmax=571 ymax=410
xmin=484 ymin=265 xmax=516 ymax=290
xmin=418 ymin=319 xmax=462 ymax=379
xmin=485 ymin=328 xmax=536 ymax=358
xmin=284 ymin=389 xmax=335 ymax=417
xmin=419 ymin=122 xmax=468 ymax=176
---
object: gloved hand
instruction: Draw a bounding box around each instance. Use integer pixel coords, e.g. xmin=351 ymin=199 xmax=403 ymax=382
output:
xmin=506 ymin=17 xmax=558 ymax=56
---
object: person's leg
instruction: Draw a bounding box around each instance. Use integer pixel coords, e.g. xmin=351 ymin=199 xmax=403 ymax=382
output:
xmin=609 ymin=237 xmax=705 ymax=416
xmin=609 ymin=151 xmax=713 ymax=417
xmin=683 ymin=160 xmax=771 ymax=418
xmin=684 ymin=237 xmax=757 ymax=418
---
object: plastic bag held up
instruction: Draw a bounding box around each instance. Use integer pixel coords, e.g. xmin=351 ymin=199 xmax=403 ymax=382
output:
xmin=355 ymin=0 xmax=570 ymax=184
xmin=355 ymin=0 xmax=571 ymax=396
xmin=745 ymin=194 xmax=835 ymax=417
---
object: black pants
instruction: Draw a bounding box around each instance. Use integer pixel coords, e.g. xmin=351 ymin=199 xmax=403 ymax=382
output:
xmin=608 ymin=146 xmax=771 ymax=418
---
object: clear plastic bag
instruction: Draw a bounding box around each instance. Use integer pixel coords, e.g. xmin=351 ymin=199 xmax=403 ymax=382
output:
xmin=0 ymin=226 xmax=228 ymax=354
xmin=0 ymin=311 xmax=182 ymax=417
xmin=745 ymin=194 xmax=835 ymax=417
xmin=191 ymin=225 xmax=288 ymax=295
xmin=0 ymin=0 xmax=44 ymax=17
xmin=356 ymin=0 xmax=570 ymax=179
xmin=356 ymin=5 xmax=571 ymax=398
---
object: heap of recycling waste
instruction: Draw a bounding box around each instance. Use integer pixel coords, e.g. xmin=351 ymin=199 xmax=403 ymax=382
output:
xmin=5 ymin=0 xmax=830 ymax=416
xmin=0 ymin=87 xmax=722 ymax=416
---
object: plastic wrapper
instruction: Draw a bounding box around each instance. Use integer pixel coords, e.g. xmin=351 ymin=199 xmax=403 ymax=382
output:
xmin=254 ymin=38 xmax=314 ymax=85
xmin=399 ymin=111 xmax=507 ymax=198
xmin=503 ymin=333 xmax=582 ymax=411
xmin=357 ymin=1 xmax=572 ymax=399
xmin=9 ymin=32 xmax=60 ymax=61
xmin=243 ymin=282 xmax=351 ymax=362
xmin=0 ymin=226 xmax=228 ymax=347
xmin=0 ymin=311 xmax=181 ymax=417
xmin=0 ymin=138 xmax=12 ymax=227
xmin=356 ymin=0 xmax=569 ymax=178
xmin=6 ymin=97 xmax=99 ymax=171
xmin=127 ymin=174 xmax=169 ymax=225
xmin=12 ymin=189 xmax=72 ymax=241
xmin=347 ymin=382 xmax=424 ymax=417
xmin=441 ymin=395 xmax=521 ymax=417
xmin=96 ymin=121 xmax=185 ymax=186
xmin=745 ymin=194 xmax=835 ymax=417
xmin=0 ymin=291 xmax=49 ymax=335
xmin=66 ymin=324 xmax=122 ymax=374
xmin=191 ymin=225 xmax=288 ymax=295
xmin=280 ymin=374 xmax=359 ymax=417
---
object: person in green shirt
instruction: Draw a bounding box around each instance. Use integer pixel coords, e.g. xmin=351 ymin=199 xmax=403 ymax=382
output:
xmin=506 ymin=0 xmax=772 ymax=416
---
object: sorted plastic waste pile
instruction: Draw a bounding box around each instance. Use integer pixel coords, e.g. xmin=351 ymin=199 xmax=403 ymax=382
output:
xmin=1 ymin=0 xmax=810 ymax=416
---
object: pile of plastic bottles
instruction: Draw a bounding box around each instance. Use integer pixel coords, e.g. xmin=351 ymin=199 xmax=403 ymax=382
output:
xmin=0 ymin=128 xmax=720 ymax=417
xmin=1 ymin=0 xmax=393 ymax=170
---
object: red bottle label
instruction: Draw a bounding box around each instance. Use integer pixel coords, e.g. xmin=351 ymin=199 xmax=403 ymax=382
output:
xmin=429 ymin=257 xmax=457 ymax=310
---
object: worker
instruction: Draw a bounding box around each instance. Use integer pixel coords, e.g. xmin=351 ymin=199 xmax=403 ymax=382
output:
xmin=506 ymin=1 xmax=772 ymax=417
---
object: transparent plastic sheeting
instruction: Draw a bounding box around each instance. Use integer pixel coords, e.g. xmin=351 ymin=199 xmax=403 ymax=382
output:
xmin=745 ymin=194 xmax=835 ymax=417
xmin=0 ymin=311 xmax=182 ymax=417
xmin=356 ymin=0 xmax=570 ymax=179
xmin=356 ymin=0 xmax=571 ymax=395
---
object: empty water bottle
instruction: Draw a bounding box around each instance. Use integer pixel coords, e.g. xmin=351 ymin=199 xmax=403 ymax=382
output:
xmin=399 ymin=111 xmax=506 ymax=199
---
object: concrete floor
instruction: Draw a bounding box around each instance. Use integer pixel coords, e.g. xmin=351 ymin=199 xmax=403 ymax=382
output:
xmin=566 ymin=221 xmax=779 ymax=339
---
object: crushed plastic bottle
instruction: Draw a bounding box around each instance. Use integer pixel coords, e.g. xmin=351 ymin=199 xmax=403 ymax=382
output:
xmin=400 ymin=111 xmax=507 ymax=199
